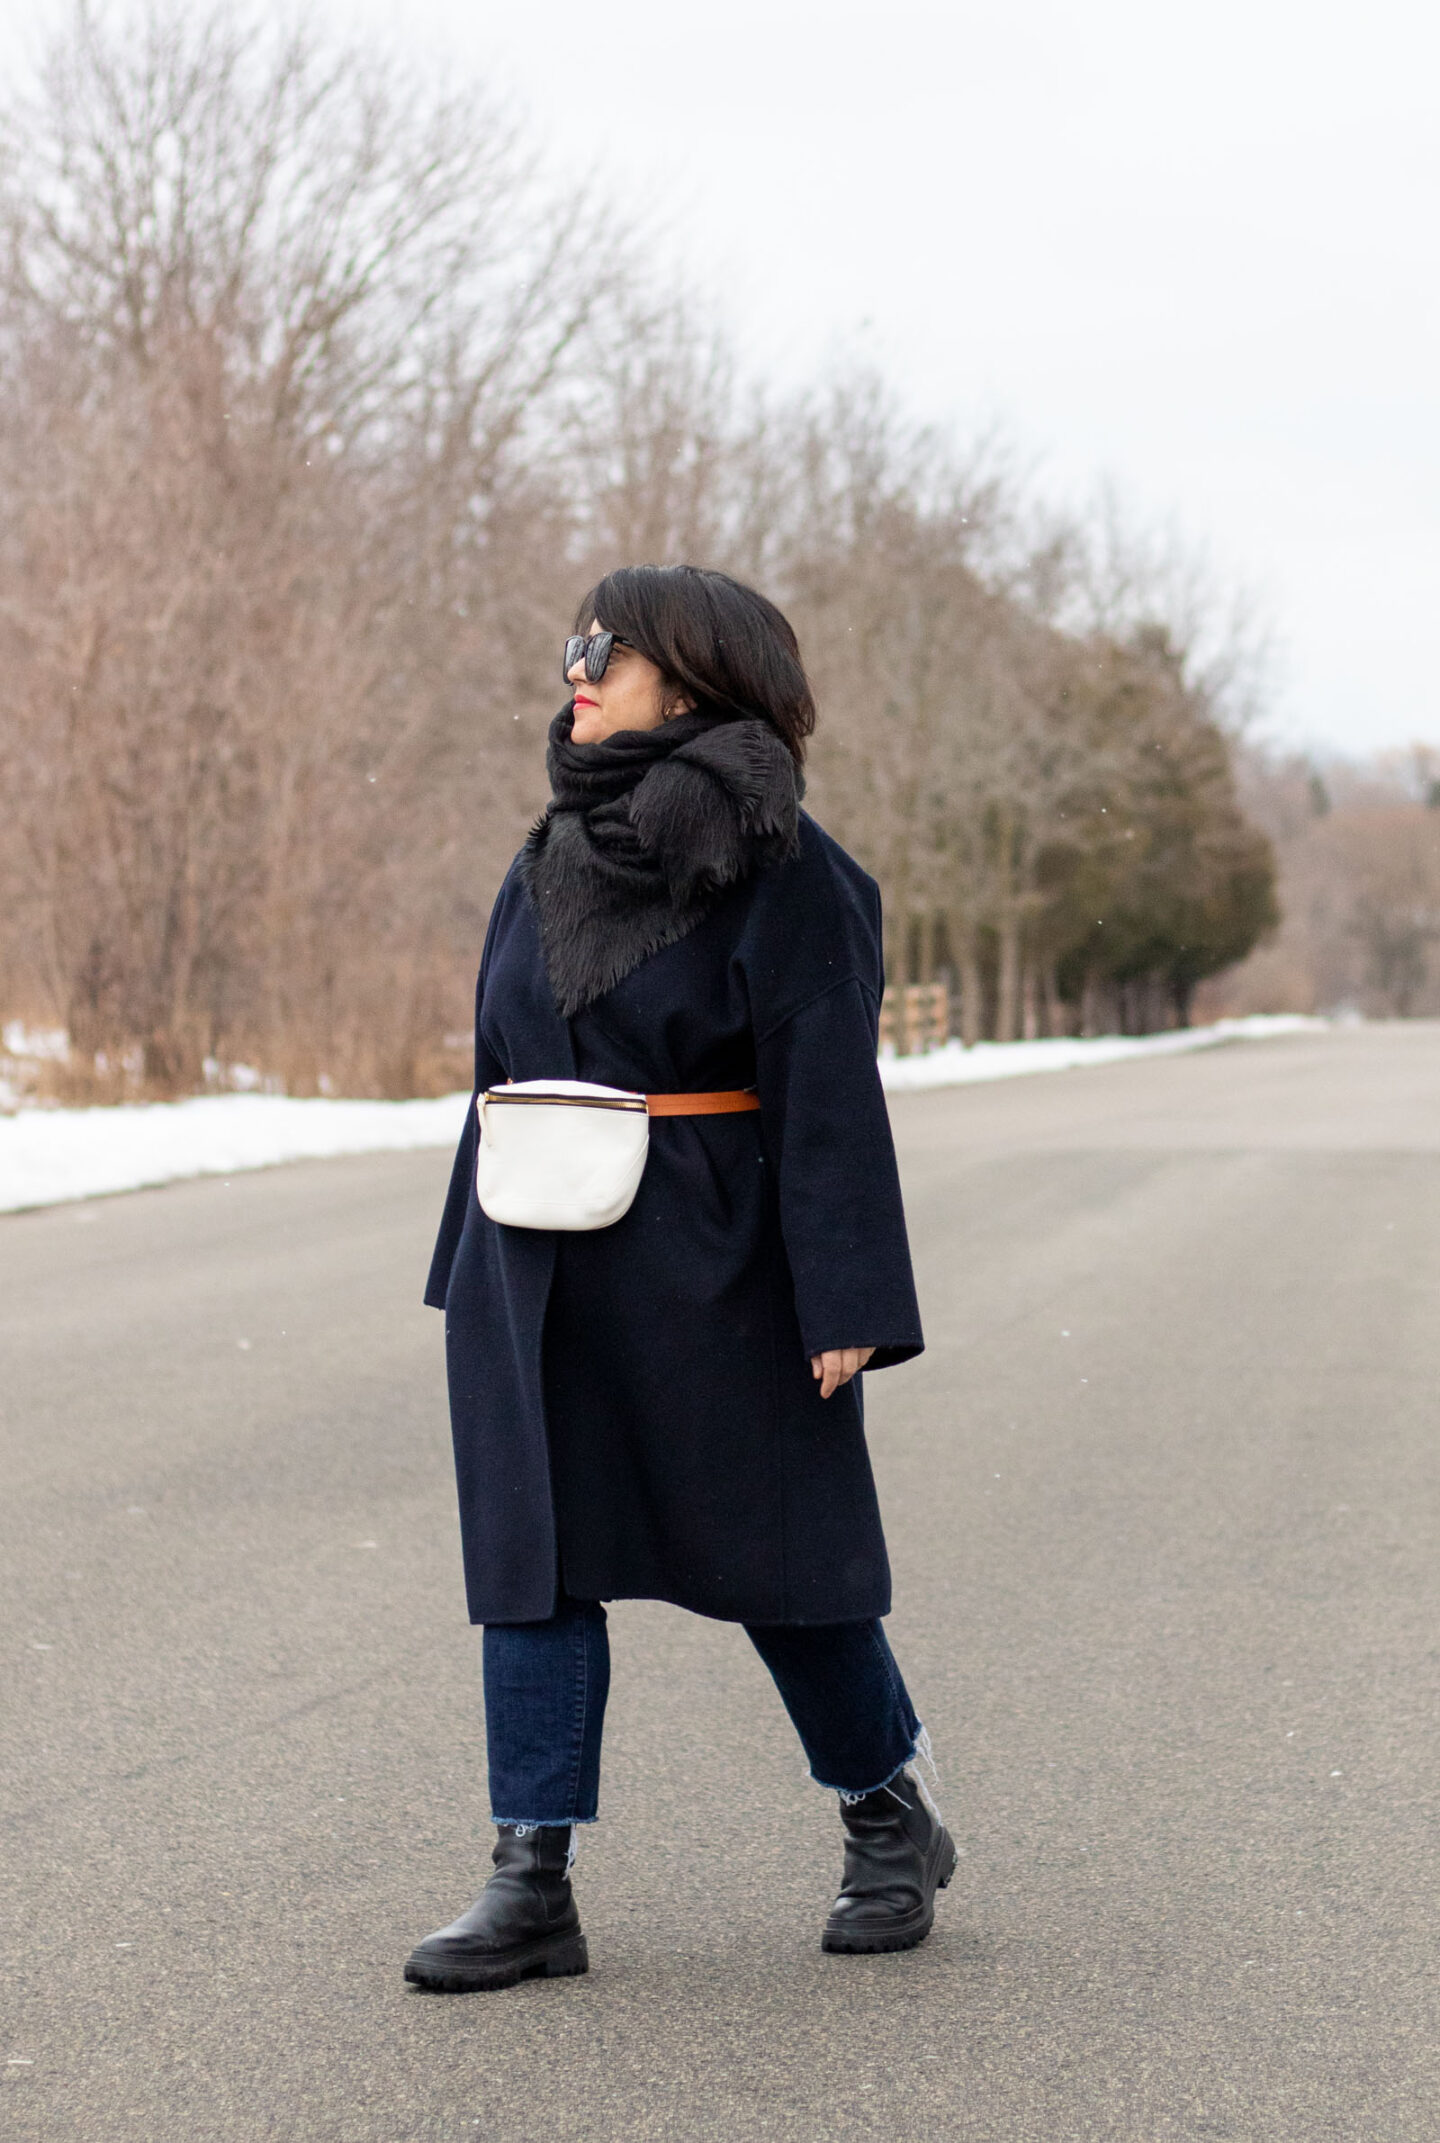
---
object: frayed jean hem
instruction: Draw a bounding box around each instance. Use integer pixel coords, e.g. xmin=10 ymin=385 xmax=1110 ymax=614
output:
xmin=812 ymin=1722 xmax=934 ymax=1802
xmin=490 ymin=1812 xmax=599 ymax=1830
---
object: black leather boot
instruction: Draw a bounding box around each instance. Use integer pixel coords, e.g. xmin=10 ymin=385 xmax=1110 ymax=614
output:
xmin=822 ymin=1767 xmax=957 ymax=1954
xmin=404 ymin=1825 xmax=588 ymax=1992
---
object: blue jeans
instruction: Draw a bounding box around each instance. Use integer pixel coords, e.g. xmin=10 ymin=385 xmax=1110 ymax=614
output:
xmin=483 ymin=1596 xmax=922 ymax=1826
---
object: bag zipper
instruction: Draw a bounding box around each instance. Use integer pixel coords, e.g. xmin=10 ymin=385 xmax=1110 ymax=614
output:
xmin=483 ymin=1092 xmax=647 ymax=1112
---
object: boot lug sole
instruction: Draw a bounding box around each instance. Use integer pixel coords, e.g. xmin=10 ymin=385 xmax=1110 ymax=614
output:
xmin=404 ymin=1929 xmax=588 ymax=1993
xmin=822 ymin=1907 xmax=935 ymax=1955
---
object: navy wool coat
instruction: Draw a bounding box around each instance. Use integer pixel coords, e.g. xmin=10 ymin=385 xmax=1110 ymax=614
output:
xmin=425 ymin=811 xmax=924 ymax=1626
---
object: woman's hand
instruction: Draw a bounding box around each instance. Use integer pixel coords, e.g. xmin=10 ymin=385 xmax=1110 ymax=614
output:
xmin=810 ymin=1347 xmax=875 ymax=1400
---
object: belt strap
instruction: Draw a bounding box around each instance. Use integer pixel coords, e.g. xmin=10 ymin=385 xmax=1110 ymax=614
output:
xmin=645 ymin=1089 xmax=760 ymax=1116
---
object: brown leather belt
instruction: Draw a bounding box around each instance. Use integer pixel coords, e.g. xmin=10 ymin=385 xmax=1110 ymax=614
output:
xmin=646 ymin=1089 xmax=760 ymax=1116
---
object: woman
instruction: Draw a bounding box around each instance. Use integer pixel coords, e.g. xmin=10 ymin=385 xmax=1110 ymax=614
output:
xmin=407 ymin=565 xmax=952 ymax=1993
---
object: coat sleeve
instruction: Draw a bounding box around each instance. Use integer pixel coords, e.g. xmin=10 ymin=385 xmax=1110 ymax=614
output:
xmin=423 ymin=892 xmax=510 ymax=1311
xmin=754 ymin=973 xmax=924 ymax=1370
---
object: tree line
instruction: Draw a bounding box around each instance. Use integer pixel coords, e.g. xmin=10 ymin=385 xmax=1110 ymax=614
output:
xmin=1202 ymin=746 xmax=1440 ymax=1021
xmin=0 ymin=4 xmax=1277 ymax=1099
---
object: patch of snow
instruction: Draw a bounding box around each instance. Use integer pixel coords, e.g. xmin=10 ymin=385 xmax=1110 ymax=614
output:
xmin=877 ymin=1014 xmax=1326 ymax=1092
xmin=2 ymin=1021 xmax=68 ymax=1061
xmin=0 ymin=1015 xmax=1328 ymax=1214
xmin=201 ymin=1056 xmax=278 ymax=1093
xmin=0 ymin=1091 xmax=470 ymax=1214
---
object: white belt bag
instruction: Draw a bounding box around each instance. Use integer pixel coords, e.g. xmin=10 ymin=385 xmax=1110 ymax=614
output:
xmin=475 ymin=1079 xmax=760 ymax=1231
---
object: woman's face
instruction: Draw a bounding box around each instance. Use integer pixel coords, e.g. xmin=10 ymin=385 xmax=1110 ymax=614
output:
xmin=567 ymin=620 xmax=691 ymax=744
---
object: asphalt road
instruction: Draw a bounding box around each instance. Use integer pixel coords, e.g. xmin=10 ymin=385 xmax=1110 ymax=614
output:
xmin=3 ymin=1021 xmax=1439 ymax=2142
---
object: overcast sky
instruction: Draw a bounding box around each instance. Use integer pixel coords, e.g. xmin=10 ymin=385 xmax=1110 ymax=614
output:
xmin=15 ymin=0 xmax=1435 ymax=757
xmin=337 ymin=0 xmax=1435 ymax=760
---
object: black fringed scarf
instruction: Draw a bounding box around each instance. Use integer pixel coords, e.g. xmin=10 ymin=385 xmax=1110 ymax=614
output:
xmin=521 ymin=706 xmax=802 ymax=1018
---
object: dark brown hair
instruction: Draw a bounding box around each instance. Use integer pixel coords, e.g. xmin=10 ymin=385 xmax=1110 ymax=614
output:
xmin=575 ymin=564 xmax=817 ymax=765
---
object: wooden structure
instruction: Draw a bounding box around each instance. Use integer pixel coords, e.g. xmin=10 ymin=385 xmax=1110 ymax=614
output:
xmin=879 ymin=982 xmax=950 ymax=1057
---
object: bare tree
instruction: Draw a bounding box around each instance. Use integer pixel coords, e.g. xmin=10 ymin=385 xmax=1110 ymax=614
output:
xmin=0 ymin=1 xmax=620 ymax=1093
xmin=1210 ymin=751 xmax=1440 ymax=1019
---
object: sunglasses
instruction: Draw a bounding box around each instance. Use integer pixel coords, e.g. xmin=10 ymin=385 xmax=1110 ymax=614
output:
xmin=563 ymin=631 xmax=630 ymax=685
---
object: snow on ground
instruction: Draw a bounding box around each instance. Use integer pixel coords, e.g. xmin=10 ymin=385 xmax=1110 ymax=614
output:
xmin=877 ymin=1014 xmax=1324 ymax=1091
xmin=0 ymin=1092 xmax=472 ymax=1215
xmin=0 ymin=1014 xmax=1325 ymax=1214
